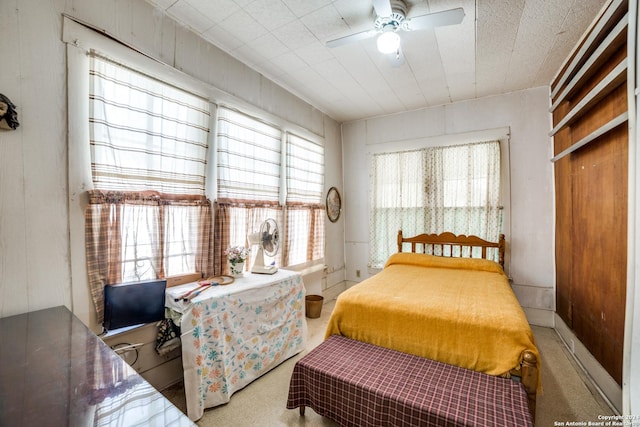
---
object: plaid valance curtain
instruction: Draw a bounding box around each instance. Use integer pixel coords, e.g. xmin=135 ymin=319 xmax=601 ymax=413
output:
xmin=86 ymin=54 xmax=213 ymax=324
xmin=369 ymin=140 xmax=502 ymax=268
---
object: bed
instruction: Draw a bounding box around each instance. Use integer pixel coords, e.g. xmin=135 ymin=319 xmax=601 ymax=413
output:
xmin=325 ymin=231 xmax=539 ymax=419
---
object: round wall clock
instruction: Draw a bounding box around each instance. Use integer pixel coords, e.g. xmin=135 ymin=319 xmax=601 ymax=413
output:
xmin=326 ymin=187 xmax=341 ymax=223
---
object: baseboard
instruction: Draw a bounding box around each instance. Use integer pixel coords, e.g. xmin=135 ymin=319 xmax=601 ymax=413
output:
xmin=554 ymin=314 xmax=622 ymax=413
xmin=523 ymin=307 xmax=554 ymax=327
xmin=323 ymin=281 xmax=347 ymax=302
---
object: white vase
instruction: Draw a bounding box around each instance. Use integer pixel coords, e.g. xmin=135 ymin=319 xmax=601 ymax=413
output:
xmin=229 ymin=260 xmax=245 ymax=277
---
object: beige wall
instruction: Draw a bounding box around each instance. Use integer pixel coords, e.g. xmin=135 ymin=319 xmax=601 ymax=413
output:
xmin=341 ymin=87 xmax=556 ymax=326
xmin=0 ymin=0 xmax=344 ymax=328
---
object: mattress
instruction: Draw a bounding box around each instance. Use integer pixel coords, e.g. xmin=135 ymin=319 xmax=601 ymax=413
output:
xmin=325 ymin=252 xmax=539 ymax=377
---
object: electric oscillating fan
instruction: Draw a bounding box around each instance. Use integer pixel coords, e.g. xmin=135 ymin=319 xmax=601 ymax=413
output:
xmin=248 ymin=218 xmax=279 ymax=275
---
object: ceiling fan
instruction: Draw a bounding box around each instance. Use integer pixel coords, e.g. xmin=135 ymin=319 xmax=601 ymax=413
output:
xmin=326 ymin=0 xmax=465 ymax=65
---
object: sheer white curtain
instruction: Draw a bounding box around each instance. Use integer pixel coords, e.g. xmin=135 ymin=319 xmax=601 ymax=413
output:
xmin=369 ymin=149 xmax=426 ymax=266
xmin=285 ymin=134 xmax=325 ymax=266
xmin=369 ymin=141 xmax=501 ymax=268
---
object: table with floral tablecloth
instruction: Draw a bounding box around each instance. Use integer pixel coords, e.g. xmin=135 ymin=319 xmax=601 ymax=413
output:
xmin=165 ymin=269 xmax=307 ymax=421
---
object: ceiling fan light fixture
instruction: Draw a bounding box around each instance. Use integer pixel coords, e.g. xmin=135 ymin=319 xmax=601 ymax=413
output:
xmin=377 ymin=31 xmax=400 ymax=54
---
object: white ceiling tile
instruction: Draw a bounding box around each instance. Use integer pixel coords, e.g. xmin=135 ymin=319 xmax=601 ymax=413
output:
xmin=185 ymin=0 xmax=239 ymax=24
xmin=146 ymin=0 xmax=178 ymax=10
xmin=417 ymin=75 xmax=452 ymax=106
xmin=366 ymin=86 xmax=405 ymax=112
xmin=332 ymin=0 xmax=375 ymax=29
xmin=149 ymin=0 xmax=607 ymax=122
xmin=231 ymin=45 xmax=265 ymax=66
xmin=280 ymin=0 xmax=333 ymax=18
xmin=245 ymin=33 xmax=290 ymax=60
xmin=534 ymin=0 xmax=609 ymax=85
xmin=300 ymin=4 xmax=351 ymax=41
xmin=243 ymin=0 xmax=297 ymax=31
xmin=502 ymin=0 xmax=573 ymax=90
xmin=202 ymin=24 xmax=245 ymax=51
xmin=393 ymin=82 xmax=428 ymax=110
xmin=435 ymin=1 xmax=476 ymax=100
xmin=269 ymin=51 xmax=309 ymax=72
xmin=218 ymin=9 xmax=269 ymax=43
xmin=167 ymin=1 xmax=215 ymax=33
xmin=252 ymin=59 xmax=287 ymax=78
xmin=293 ymin=40 xmax=335 ymax=66
xmin=399 ymin=30 xmax=438 ymax=73
xmin=271 ymin=19 xmax=319 ymax=50
xmin=475 ymin=0 xmax=523 ymax=95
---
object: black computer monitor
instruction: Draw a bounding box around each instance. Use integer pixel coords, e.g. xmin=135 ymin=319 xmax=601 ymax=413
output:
xmin=103 ymin=279 xmax=167 ymax=331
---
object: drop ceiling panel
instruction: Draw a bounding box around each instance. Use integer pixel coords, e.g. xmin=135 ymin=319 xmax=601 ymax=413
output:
xmin=235 ymin=33 xmax=290 ymax=64
xmin=332 ymin=0 xmax=376 ymax=29
xmin=534 ymin=0 xmax=610 ymax=84
xmin=243 ymin=0 xmax=297 ymax=30
xmin=300 ymin=4 xmax=352 ymax=41
xmin=219 ymin=9 xmax=269 ymax=44
xmin=293 ymin=40 xmax=335 ymax=66
xmin=144 ymin=0 xmax=607 ymax=122
xmin=475 ymin=0 xmax=523 ymax=98
xmin=271 ymin=19 xmax=319 ymax=50
xmin=202 ymin=24 xmax=245 ymax=51
xmin=280 ymin=0 xmax=334 ymax=17
xmin=166 ymin=1 xmax=215 ymax=33
xmin=184 ymin=0 xmax=239 ymax=24
xmin=503 ymin=0 xmax=572 ymax=90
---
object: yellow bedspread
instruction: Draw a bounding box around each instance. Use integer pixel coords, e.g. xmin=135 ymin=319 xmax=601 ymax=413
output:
xmin=325 ymin=253 xmax=539 ymax=377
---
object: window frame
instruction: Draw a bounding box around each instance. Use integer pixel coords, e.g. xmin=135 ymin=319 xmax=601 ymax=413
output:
xmin=214 ymin=106 xmax=326 ymax=270
xmin=366 ymin=128 xmax=512 ymax=272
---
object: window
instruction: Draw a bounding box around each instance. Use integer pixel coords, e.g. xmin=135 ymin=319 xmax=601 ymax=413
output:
xmin=214 ymin=107 xmax=325 ymax=271
xmin=285 ymin=134 xmax=325 ymax=266
xmin=85 ymin=54 xmax=214 ymax=322
xmin=369 ymin=140 xmax=501 ymax=268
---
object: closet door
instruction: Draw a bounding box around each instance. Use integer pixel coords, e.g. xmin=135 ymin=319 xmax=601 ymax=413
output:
xmin=550 ymin=0 xmax=628 ymax=385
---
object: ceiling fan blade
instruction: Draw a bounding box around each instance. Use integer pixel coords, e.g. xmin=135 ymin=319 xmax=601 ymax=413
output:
xmin=406 ymin=7 xmax=465 ymax=31
xmin=372 ymin=0 xmax=393 ymax=17
xmin=326 ymin=29 xmax=377 ymax=48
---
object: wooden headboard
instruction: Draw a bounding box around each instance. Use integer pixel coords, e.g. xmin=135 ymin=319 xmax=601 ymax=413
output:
xmin=397 ymin=230 xmax=505 ymax=268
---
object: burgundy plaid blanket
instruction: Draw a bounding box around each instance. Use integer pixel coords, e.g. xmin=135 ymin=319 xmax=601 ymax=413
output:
xmin=287 ymin=335 xmax=533 ymax=427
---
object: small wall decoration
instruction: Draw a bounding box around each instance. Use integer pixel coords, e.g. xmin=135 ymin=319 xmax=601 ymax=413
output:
xmin=0 ymin=93 xmax=19 ymax=130
xmin=326 ymin=187 xmax=341 ymax=223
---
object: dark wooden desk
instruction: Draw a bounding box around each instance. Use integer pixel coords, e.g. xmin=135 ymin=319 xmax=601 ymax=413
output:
xmin=0 ymin=306 xmax=193 ymax=426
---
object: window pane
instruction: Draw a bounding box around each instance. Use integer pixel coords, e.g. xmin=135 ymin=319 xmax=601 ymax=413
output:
xmin=164 ymin=205 xmax=200 ymax=276
xmin=369 ymin=141 xmax=501 ymax=268
xmin=226 ymin=206 xmax=284 ymax=269
xmin=286 ymin=209 xmax=311 ymax=266
xmin=217 ymin=108 xmax=282 ymax=201
xmin=120 ymin=204 xmax=161 ymax=282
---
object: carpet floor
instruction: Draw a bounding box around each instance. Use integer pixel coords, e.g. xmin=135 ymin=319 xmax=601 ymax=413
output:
xmin=162 ymin=298 xmax=615 ymax=426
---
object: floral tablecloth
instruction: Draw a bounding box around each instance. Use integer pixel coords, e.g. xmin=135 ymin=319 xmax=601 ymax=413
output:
xmin=165 ymin=270 xmax=307 ymax=421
